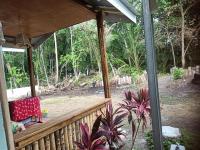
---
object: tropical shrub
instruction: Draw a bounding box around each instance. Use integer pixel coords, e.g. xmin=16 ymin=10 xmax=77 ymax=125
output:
xmin=74 ymin=116 xmax=108 ymax=150
xmin=119 ymin=88 xmax=151 ymax=149
xmin=171 ymin=67 xmax=184 ymax=80
xmin=75 ymin=103 xmax=128 ymax=150
xmin=101 ymin=103 xmax=128 ymax=150
xmin=75 ymin=89 xmax=151 ymax=150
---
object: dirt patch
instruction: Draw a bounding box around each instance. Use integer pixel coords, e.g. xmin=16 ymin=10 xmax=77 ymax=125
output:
xmin=41 ymin=75 xmax=200 ymax=150
xmin=159 ymin=76 xmax=200 ymax=150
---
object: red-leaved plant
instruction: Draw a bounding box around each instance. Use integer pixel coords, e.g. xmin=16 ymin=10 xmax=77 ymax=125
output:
xmin=101 ymin=103 xmax=128 ymax=150
xmin=119 ymin=88 xmax=151 ymax=149
xmin=74 ymin=115 xmax=108 ymax=150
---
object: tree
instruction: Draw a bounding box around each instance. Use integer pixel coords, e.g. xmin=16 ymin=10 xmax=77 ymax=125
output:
xmin=54 ymin=32 xmax=59 ymax=83
xmin=179 ymin=0 xmax=199 ymax=67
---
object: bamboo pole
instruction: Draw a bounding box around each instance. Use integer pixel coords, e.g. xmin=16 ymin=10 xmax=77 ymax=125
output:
xmin=68 ymin=125 xmax=73 ymax=150
xmin=50 ymin=133 xmax=56 ymax=150
xmin=0 ymin=22 xmax=15 ymax=150
xmin=44 ymin=136 xmax=50 ymax=150
xmin=96 ymin=11 xmax=111 ymax=98
xmin=89 ymin=114 xmax=93 ymax=130
xmin=72 ymin=122 xmax=77 ymax=149
xmin=59 ymin=128 xmax=65 ymax=150
xmin=87 ymin=115 xmax=91 ymax=130
xmin=64 ymin=126 xmax=69 ymax=150
xmin=75 ymin=121 xmax=80 ymax=143
xmin=55 ymin=130 xmax=61 ymax=150
xmin=27 ymin=46 xmax=36 ymax=97
xmin=39 ymin=138 xmax=45 ymax=150
xmin=92 ymin=112 xmax=96 ymax=124
xmin=25 ymin=145 xmax=32 ymax=150
xmin=33 ymin=141 xmax=39 ymax=150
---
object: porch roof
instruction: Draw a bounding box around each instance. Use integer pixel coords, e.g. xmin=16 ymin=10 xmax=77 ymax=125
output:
xmin=0 ymin=0 xmax=139 ymax=48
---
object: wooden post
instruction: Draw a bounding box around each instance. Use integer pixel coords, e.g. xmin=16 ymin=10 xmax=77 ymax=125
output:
xmin=96 ymin=11 xmax=111 ymax=98
xmin=0 ymin=22 xmax=15 ymax=150
xmin=27 ymin=46 xmax=36 ymax=97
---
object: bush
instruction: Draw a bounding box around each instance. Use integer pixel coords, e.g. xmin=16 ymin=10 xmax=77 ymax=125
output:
xmin=145 ymin=131 xmax=185 ymax=150
xmin=118 ymin=65 xmax=142 ymax=81
xmin=171 ymin=67 xmax=184 ymax=80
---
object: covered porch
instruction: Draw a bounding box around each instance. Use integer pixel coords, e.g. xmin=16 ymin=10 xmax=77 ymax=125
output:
xmin=0 ymin=0 xmax=162 ymax=150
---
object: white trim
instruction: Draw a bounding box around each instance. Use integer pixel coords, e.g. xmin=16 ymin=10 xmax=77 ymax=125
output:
xmin=106 ymin=0 xmax=137 ymax=23
xmin=2 ymin=47 xmax=25 ymax=53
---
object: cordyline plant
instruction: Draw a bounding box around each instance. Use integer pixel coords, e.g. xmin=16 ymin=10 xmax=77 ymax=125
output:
xmin=119 ymin=88 xmax=151 ymax=149
xmin=101 ymin=103 xmax=128 ymax=150
xmin=74 ymin=115 xmax=108 ymax=150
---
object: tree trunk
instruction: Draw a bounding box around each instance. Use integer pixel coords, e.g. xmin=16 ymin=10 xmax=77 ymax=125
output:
xmin=54 ymin=33 xmax=59 ymax=83
xmin=170 ymin=40 xmax=176 ymax=67
xmin=109 ymin=61 xmax=116 ymax=77
xmin=180 ymin=2 xmax=185 ymax=68
xmin=70 ymin=27 xmax=79 ymax=80
xmin=128 ymin=57 xmax=132 ymax=67
xmin=40 ymin=46 xmax=50 ymax=87
xmin=65 ymin=65 xmax=68 ymax=78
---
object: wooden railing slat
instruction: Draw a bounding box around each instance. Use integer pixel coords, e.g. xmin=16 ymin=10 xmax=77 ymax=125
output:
xmin=50 ymin=133 xmax=56 ymax=150
xmin=55 ymin=130 xmax=61 ymax=150
xmin=72 ymin=122 xmax=77 ymax=149
xmin=68 ymin=124 xmax=73 ymax=150
xmin=64 ymin=126 xmax=69 ymax=150
xmin=39 ymin=138 xmax=45 ymax=150
xmin=60 ymin=128 xmax=66 ymax=150
xmin=75 ymin=120 xmax=80 ymax=143
xmin=33 ymin=141 xmax=39 ymax=150
xmin=44 ymin=135 xmax=50 ymax=150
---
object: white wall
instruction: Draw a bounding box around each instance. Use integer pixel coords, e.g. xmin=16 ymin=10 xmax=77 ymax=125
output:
xmin=7 ymin=86 xmax=39 ymax=101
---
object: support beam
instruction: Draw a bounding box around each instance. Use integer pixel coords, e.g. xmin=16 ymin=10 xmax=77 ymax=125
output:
xmin=0 ymin=22 xmax=15 ymax=150
xmin=142 ymin=0 xmax=163 ymax=149
xmin=27 ymin=46 xmax=36 ymax=97
xmin=96 ymin=11 xmax=111 ymax=98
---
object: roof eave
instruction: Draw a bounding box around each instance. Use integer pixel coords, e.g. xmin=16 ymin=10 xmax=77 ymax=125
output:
xmin=106 ymin=0 xmax=137 ymax=23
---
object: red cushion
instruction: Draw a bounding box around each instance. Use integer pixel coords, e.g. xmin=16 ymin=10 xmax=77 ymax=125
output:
xmin=9 ymin=97 xmax=42 ymax=122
